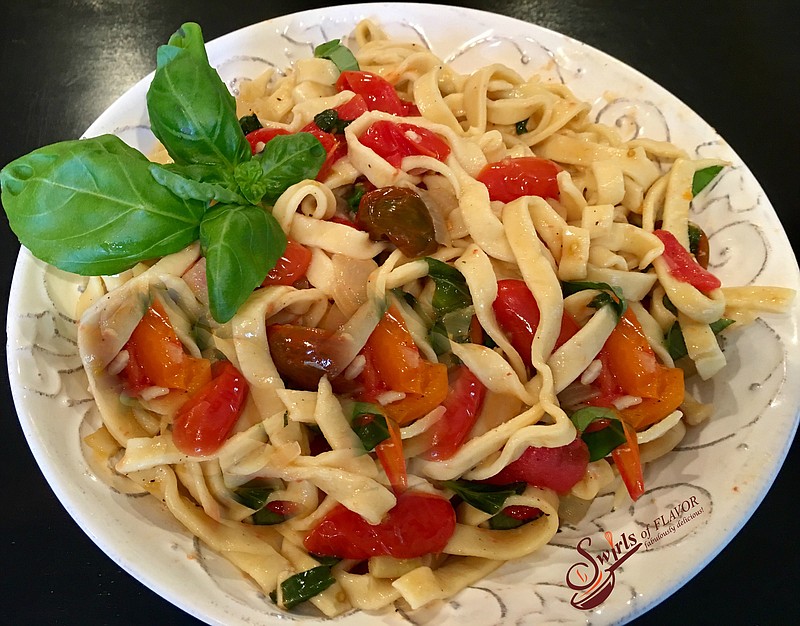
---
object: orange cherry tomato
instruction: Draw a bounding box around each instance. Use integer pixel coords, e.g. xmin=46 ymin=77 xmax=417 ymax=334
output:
xmin=262 ymin=240 xmax=312 ymax=286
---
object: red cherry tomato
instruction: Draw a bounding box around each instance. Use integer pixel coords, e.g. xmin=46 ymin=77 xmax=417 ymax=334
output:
xmin=303 ymin=491 xmax=456 ymax=559
xmin=483 ymin=437 xmax=589 ymax=494
xmin=492 ymin=279 xmax=579 ymax=369
xmin=477 ymin=157 xmax=560 ymax=203
xmin=653 ymin=229 xmax=721 ymax=293
xmin=335 ymin=71 xmax=419 ymax=116
xmin=172 ymin=361 xmax=249 ymax=456
xmin=245 ymin=127 xmax=290 ymax=154
xmin=358 ymin=120 xmax=450 ymax=168
xmin=423 ymin=365 xmax=487 ymax=461
xmin=262 ymin=240 xmax=312 ymax=286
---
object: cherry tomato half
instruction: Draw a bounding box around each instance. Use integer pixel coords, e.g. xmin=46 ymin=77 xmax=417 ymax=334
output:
xmin=335 ymin=71 xmax=419 ymax=116
xmin=359 ymin=120 xmax=451 ymax=168
xmin=356 ymin=186 xmax=438 ymax=257
xmin=477 ymin=156 xmax=560 ymax=203
xmin=262 ymin=240 xmax=312 ymax=287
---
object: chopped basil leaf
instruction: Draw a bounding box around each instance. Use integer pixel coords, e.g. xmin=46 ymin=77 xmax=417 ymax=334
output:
xmin=687 ymin=222 xmax=703 ymax=256
xmin=562 ymin=280 xmax=627 ymax=320
xmin=239 ymin=113 xmax=263 ymax=135
xmin=569 ymin=406 xmax=627 ymax=461
xmin=442 ymin=479 xmax=526 ymax=515
xmin=270 ymin=565 xmax=336 ymax=609
xmin=515 ymin=119 xmax=529 ymax=135
xmin=425 ymin=257 xmax=473 ymax=318
xmin=314 ymin=39 xmax=359 ymax=73
xmin=312 ymin=555 xmax=342 ymax=567
xmin=252 ymin=506 xmax=287 ymax=525
xmin=350 ymin=402 xmax=391 ymax=450
xmin=346 ymin=181 xmax=369 ymax=212
xmin=691 ymin=165 xmax=724 ymax=196
xmin=232 ymin=480 xmax=274 ymax=510
xmin=662 ymin=294 xmax=678 ymax=315
xmin=314 ymin=109 xmax=352 ymax=135
xmin=665 ymin=318 xmax=735 ymax=361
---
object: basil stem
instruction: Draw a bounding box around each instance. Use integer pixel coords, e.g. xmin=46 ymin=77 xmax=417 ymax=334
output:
xmin=270 ymin=566 xmax=336 ymax=609
xmin=442 ymin=480 xmax=527 ymax=515
xmin=314 ymin=39 xmax=359 ymax=72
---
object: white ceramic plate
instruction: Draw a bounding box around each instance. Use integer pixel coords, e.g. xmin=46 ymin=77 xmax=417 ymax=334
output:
xmin=7 ymin=3 xmax=800 ymax=624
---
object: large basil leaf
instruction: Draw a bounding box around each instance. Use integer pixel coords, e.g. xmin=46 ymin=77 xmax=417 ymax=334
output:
xmin=200 ymin=204 xmax=287 ymax=322
xmin=1 ymin=135 xmax=205 ymax=275
xmin=146 ymin=22 xmax=250 ymax=169
xmin=256 ymin=133 xmax=326 ymax=204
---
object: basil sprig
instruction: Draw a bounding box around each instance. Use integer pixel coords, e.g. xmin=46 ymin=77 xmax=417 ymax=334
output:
xmin=442 ymin=479 xmax=526 ymax=515
xmin=569 ymin=406 xmax=627 ymax=462
xmin=0 ymin=22 xmax=330 ymax=323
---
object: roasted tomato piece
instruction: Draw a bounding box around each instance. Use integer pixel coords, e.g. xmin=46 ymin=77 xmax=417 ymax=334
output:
xmin=477 ymin=156 xmax=560 ymax=203
xmin=266 ymin=324 xmax=346 ymax=390
xmin=356 ymin=186 xmax=437 ymax=257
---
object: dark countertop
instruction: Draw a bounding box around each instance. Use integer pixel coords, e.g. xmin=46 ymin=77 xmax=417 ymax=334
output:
xmin=1 ymin=2 xmax=797 ymax=624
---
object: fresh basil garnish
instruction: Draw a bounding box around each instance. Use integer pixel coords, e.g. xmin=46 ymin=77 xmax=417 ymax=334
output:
xmin=239 ymin=113 xmax=263 ymax=135
xmin=147 ymin=22 xmax=251 ymax=169
xmin=150 ymin=162 xmax=246 ymax=205
xmin=200 ymin=203 xmax=286 ymax=322
xmin=562 ymin=280 xmax=627 ymax=320
xmin=665 ymin=318 xmax=735 ymax=361
xmin=442 ymin=479 xmax=526 ymax=515
xmin=569 ymin=406 xmax=626 ymax=462
xmin=314 ymin=39 xmax=359 ymax=73
xmin=350 ymin=402 xmax=391 ymax=451
xmin=425 ymin=257 xmax=472 ymax=318
xmin=0 ymin=135 xmax=206 ymax=276
xmin=691 ymin=165 xmax=724 ymax=196
xmin=255 ymin=133 xmax=326 ymax=204
xmin=270 ymin=565 xmax=337 ymax=609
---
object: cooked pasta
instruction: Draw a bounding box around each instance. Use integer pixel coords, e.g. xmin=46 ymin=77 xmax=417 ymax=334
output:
xmin=73 ymin=20 xmax=794 ymax=616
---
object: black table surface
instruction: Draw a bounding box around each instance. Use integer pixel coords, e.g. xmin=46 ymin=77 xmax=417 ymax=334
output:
xmin=1 ymin=1 xmax=797 ymax=624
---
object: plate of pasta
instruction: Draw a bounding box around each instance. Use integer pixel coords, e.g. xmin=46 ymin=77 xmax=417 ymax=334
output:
xmin=4 ymin=3 xmax=799 ymax=625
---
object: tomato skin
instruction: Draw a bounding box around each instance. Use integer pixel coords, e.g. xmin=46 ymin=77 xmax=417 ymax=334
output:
xmin=356 ymin=186 xmax=437 ymax=257
xmin=477 ymin=157 xmax=560 ymax=203
xmin=375 ymin=416 xmax=408 ymax=494
xmin=492 ymin=279 xmax=579 ymax=369
xmin=303 ymin=491 xmax=456 ymax=559
xmin=358 ymin=120 xmax=451 ymax=168
xmin=483 ymin=437 xmax=589 ymax=494
xmin=262 ymin=240 xmax=312 ymax=286
xmin=653 ymin=229 xmax=721 ymax=293
xmin=423 ymin=366 xmax=487 ymax=460
xmin=266 ymin=324 xmax=346 ymax=391
xmin=245 ymin=127 xmax=290 ymax=154
xmin=120 ymin=300 xmax=211 ymax=395
xmin=612 ymin=421 xmax=645 ymax=501
xmin=335 ymin=71 xmax=418 ymax=116
xmin=172 ymin=361 xmax=249 ymax=456
xmin=502 ymin=505 xmax=542 ymax=520
xmin=588 ymin=309 xmax=684 ymax=430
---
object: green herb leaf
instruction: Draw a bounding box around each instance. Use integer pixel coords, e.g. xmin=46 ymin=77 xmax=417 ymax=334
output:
xmin=150 ymin=163 xmax=245 ymax=205
xmin=346 ymin=181 xmax=369 ymax=212
xmin=569 ymin=406 xmax=626 ymax=462
xmin=665 ymin=318 xmax=735 ymax=361
xmin=0 ymin=135 xmax=206 ymax=275
xmin=314 ymin=109 xmax=352 ymax=135
xmin=200 ymin=204 xmax=287 ymax=322
xmin=255 ymin=133 xmax=327 ymax=204
xmin=563 ymin=280 xmax=627 ymax=320
xmin=429 ymin=305 xmax=475 ymax=355
xmin=442 ymin=479 xmax=526 ymax=515
xmin=252 ymin=506 xmax=287 ymax=525
xmin=687 ymin=222 xmax=703 ymax=256
xmin=314 ymin=39 xmax=359 ymax=72
xmin=425 ymin=257 xmax=472 ymax=318
xmin=692 ymin=165 xmax=724 ymax=196
xmin=147 ymin=22 xmax=251 ymax=169
xmin=234 ymin=159 xmax=269 ymax=204
xmin=515 ymin=119 xmax=529 ymax=135
xmin=239 ymin=113 xmax=263 ymax=135
xmin=270 ymin=565 xmax=336 ymax=610
xmin=350 ymin=402 xmax=391 ymax=450
xmin=232 ymin=480 xmax=274 ymax=510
